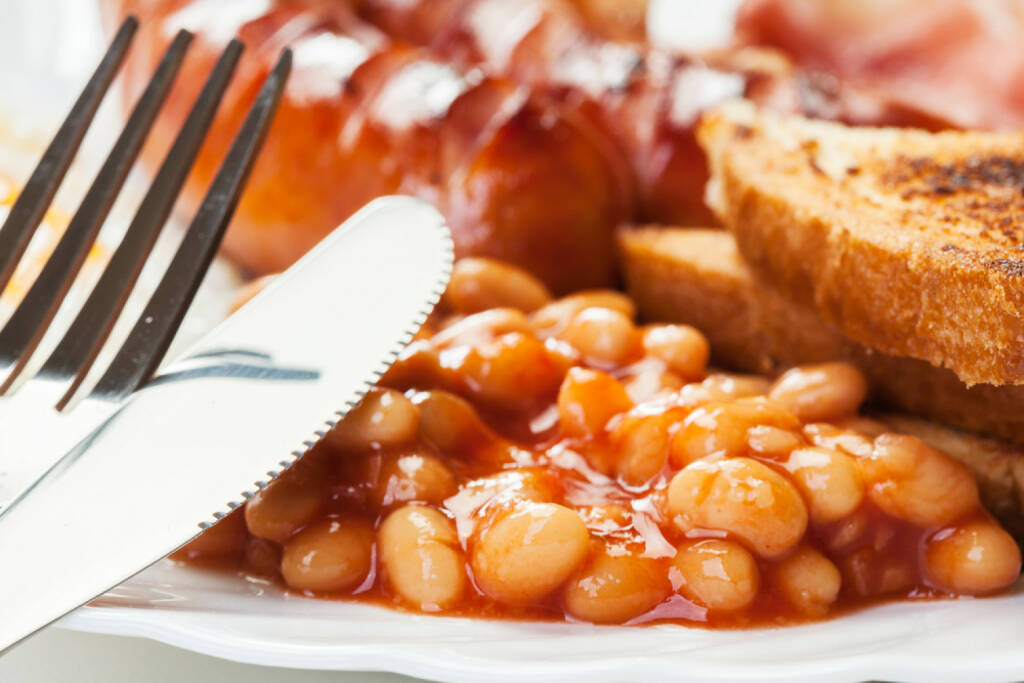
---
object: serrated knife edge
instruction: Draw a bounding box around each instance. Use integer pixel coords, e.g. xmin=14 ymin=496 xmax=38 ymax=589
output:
xmin=196 ymin=209 xmax=452 ymax=527
xmin=0 ymin=196 xmax=453 ymax=652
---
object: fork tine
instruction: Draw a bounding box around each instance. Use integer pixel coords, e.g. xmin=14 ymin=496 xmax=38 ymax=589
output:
xmin=0 ymin=29 xmax=193 ymax=390
xmin=0 ymin=17 xmax=138 ymax=295
xmin=89 ymin=49 xmax=293 ymax=402
xmin=44 ymin=40 xmax=245 ymax=409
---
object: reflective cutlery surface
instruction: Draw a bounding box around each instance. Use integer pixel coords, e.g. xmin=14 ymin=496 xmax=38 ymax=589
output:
xmin=0 ymin=16 xmax=291 ymax=517
xmin=0 ymin=13 xmax=453 ymax=656
xmin=0 ymin=196 xmax=452 ymax=653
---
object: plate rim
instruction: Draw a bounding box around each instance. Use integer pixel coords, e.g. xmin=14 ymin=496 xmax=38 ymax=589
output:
xmin=56 ymin=566 xmax=1024 ymax=683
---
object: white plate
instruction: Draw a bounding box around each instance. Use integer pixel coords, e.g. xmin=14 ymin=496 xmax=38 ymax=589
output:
xmin=59 ymin=562 xmax=1024 ymax=682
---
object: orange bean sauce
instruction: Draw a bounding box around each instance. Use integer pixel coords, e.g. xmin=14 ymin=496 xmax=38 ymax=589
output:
xmin=175 ymin=292 xmax=1021 ymax=628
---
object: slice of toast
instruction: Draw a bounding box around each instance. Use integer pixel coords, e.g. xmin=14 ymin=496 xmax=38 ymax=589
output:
xmin=618 ymin=226 xmax=1024 ymax=537
xmin=698 ymin=99 xmax=1024 ymax=386
xmin=618 ymin=227 xmax=1024 ymax=443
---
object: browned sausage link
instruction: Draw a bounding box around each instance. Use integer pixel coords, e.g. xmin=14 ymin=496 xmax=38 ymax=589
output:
xmin=114 ymin=0 xmax=631 ymax=293
xmin=357 ymin=0 xmax=784 ymax=227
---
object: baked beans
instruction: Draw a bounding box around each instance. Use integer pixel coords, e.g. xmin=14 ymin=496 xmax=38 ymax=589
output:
xmin=860 ymin=434 xmax=979 ymax=526
xmin=610 ymin=410 xmax=681 ymax=486
xmin=446 ymin=257 xmax=552 ymax=314
xmin=373 ymin=451 xmax=457 ymax=508
xmin=669 ymin=398 xmax=799 ymax=468
xmin=668 ymin=458 xmax=808 ymax=559
xmin=326 ymin=388 xmax=419 ymax=453
xmin=173 ymin=508 xmax=248 ymax=559
xmin=620 ymin=359 xmax=686 ymax=403
xmin=563 ymin=544 xmax=671 ymax=623
xmin=178 ymin=259 xmax=1020 ymax=627
xmin=531 ymin=290 xmax=635 ymax=337
xmin=431 ymin=308 xmax=533 ymax=348
xmin=244 ymin=453 xmax=330 ymax=543
xmin=783 ymin=447 xmax=864 ymax=524
xmin=803 ymin=423 xmax=874 ymax=458
xmin=775 ymin=547 xmax=841 ymax=617
xmin=280 ymin=517 xmax=374 ymax=593
xmin=769 ymin=363 xmax=868 ymax=422
xmin=455 ymin=332 xmax=572 ymax=410
xmin=458 ymin=468 xmax=563 ymax=510
xmin=413 ymin=390 xmax=516 ymax=464
xmin=379 ymin=505 xmax=466 ymax=610
xmin=747 ymin=425 xmax=803 ymax=458
xmin=642 ymin=325 xmax=710 ymax=380
xmin=471 ymin=502 xmax=589 ymax=605
xmin=559 ymin=307 xmax=642 ymax=366
xmin=925 ymin=521 xmax=1021 ymax=594
xmin=557 ymin=367 xmax=633 ymax=438
xmin=672 ymin=539 xmax=759 ymax=612
xmin=699 ymin=374 xmax=773 ymax=401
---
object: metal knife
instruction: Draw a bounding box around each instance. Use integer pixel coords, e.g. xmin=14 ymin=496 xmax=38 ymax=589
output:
xmin=0 ymin=196 xmax=453 ymax=652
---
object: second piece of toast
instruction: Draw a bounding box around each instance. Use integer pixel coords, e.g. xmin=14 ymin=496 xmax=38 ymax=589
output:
xmin=619 ymin=227 xmax=1024 ymax=444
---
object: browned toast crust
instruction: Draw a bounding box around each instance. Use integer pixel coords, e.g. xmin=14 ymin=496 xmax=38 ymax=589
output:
xmin=698 ymin=100 xmax=1024 ymax=386
xmin=618 ymin=227 xmax=1024 ymax=443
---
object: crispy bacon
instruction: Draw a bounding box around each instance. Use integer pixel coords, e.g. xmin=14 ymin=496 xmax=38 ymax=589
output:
xmin=736 ymin=0 xmax=1024 ymax=131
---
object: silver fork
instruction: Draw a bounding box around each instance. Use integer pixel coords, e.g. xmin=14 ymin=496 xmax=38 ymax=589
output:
xmin=0 ymin=16 xmax=292 ymax=516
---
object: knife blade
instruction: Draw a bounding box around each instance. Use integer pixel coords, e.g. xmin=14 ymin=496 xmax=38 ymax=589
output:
xmin=0 ymin=195 xmax=453 ymax=652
